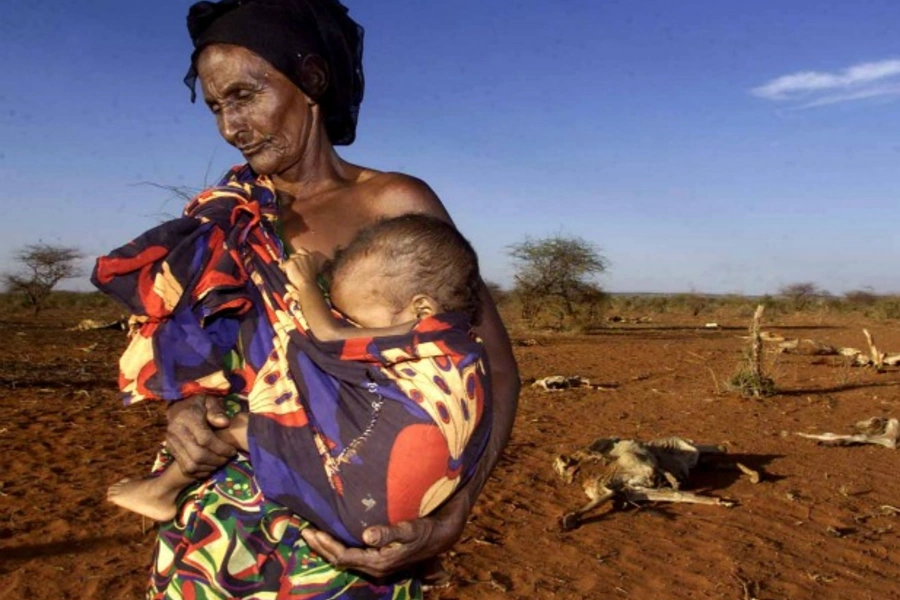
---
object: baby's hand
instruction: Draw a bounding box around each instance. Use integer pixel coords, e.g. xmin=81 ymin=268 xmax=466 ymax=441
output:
xmin=282 ymin=248 xmax=320 ymax=288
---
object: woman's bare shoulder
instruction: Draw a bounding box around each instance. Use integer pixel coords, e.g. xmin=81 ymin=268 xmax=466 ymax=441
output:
xmin=357 ymin=171 xmax=451 ymax=222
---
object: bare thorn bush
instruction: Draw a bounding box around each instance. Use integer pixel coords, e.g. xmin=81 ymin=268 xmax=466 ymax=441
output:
xmin=779 ymin=282 xmax=827 ymax=312
xmin=2 ymin=243 xmax=85 ymax=314
xmin=729 ymin=305 xmax=776 ymax=398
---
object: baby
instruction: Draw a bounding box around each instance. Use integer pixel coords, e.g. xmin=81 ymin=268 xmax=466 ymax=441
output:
xmin=108 ymin=213 xmax=489 ymax=536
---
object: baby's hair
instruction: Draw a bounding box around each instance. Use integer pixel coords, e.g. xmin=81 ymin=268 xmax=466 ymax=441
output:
xmin=328 ymin=214 xmax=482 ymax=324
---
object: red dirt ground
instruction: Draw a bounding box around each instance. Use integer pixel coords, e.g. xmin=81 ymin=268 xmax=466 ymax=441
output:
xmin=2 ymin=307 xmax=899 ymax=599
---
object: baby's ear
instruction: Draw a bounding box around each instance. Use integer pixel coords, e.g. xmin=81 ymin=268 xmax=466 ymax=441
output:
xmin=411 ymin=294 xmax=440 ymax=319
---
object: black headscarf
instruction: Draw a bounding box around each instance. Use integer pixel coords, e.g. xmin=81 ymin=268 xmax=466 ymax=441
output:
xmin=185 ymin=0 xmax=364 ymax=146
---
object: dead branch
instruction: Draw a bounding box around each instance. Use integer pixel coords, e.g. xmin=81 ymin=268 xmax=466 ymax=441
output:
xmin=531 ymin=375 xmax=611 ymax=392
xmin=863 ymin=329 xmax=885 ymax=370
xmin=749 ymin=305 xmax=765 ymax=383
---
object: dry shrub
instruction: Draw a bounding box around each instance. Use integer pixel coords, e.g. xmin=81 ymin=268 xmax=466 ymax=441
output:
xmin=728 ymin=305 xmax=776 ymax=398
xmin=669 ymin=293 xmax=711 ymax=316
xmin=728 ymin=360 xmax=777 ymax=398
xmin=874 ymin=296 xmax=900 ymax=320
xmin=844 ymin=288 xmax=879 ymax=307
xmin=510 ymin=290 xmax=608 ymax=331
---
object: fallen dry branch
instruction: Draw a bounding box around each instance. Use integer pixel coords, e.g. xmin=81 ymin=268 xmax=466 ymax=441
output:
xmin=531 ymin=375 xmax=611 ymax=392
xmin=606 ymin=315 xmax=654 ymax=324
xmin=863 ymin=329 xmax=885 ymax=370
xmin=68 ymin=318 xmax=127 ymax=332
xmin=767 ymin=328 xmax=899 ymax=369
xmin=554 ymin=436 xmax=737 ymax=531
xmin=796 ymin=417 xmax=899 ymax=449
xmin=776 ymin=338 xmax=839 ymax=356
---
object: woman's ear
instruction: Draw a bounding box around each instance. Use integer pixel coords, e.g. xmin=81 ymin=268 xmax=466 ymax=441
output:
xmin=411 ymin=294 xmax=440 ymax=319
xmin=299 ymin=54 xmax=329 ymax=101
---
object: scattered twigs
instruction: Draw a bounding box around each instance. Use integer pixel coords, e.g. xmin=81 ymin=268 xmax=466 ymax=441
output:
xmin=768 ymin=328 xmax=898 ymax=369
xmin=530 ymin=375 xmax=614 ymax=392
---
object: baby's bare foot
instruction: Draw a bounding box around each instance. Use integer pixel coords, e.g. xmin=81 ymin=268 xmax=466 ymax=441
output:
xmin=107 ymin=477 xmax=178 ymax=521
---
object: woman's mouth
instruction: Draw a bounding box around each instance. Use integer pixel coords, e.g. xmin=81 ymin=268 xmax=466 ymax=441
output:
xmin=240 ymin=142 xmax=265 ymax=156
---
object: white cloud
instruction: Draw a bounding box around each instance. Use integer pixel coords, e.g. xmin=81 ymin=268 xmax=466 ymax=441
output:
xmin=751 ymin=59 xmax=900 ymax=107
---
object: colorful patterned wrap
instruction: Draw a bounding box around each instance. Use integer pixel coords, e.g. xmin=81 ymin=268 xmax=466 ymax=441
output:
xmin=92 ymin=165 xmax=492 ymax=598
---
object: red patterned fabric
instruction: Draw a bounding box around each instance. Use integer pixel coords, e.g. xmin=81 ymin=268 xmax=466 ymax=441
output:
xmin=93 ymin=164 xmax=492 ymax=547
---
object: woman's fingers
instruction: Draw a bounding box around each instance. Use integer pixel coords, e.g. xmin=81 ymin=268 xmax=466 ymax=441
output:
xmin=165 ymin=396 xmax=236 ymax=477
xmin=204 ymin=395 xmax=231 ymax=428
xmin=301 ymin=521 xmax=434 ymax=578
xmin=301 ymin=529 xmax=397 ymax=577
xmin=302 ymin=529 xmax=353 ymax=567
xmin=302 ymin=487 xmax=471 ymax=577
xmin=362 ymin=521 xmax=420 ymax=547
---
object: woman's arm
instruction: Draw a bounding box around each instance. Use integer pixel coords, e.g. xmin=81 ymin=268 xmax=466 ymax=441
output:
xmin=441 ymin=281 xmax=520 ymax=494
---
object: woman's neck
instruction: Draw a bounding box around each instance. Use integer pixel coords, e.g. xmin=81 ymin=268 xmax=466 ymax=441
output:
xmin=271 ymin=127 xmax=353 ymax=201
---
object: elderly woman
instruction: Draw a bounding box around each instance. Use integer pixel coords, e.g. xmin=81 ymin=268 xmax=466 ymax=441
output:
xmin=97 ymin=0 xmax=518 ymax=597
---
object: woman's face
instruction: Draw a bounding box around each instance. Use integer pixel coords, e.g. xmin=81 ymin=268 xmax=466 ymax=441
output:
xmin=195 ymin=44 xmax=315 ymax=178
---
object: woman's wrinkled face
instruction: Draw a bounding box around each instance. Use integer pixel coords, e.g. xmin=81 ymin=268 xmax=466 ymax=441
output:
xmin=196 ymin=44 xmax=314 ymax=177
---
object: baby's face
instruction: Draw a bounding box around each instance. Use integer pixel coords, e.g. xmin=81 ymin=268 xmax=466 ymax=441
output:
xmin=329 ymin=254 xmax=416 ymax=328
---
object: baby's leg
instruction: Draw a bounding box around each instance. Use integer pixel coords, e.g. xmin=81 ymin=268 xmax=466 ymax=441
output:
xmin=107 ymin=461 xmax=196 ymax=521
xmin=107 ymin=414 xmax=249 ymax=521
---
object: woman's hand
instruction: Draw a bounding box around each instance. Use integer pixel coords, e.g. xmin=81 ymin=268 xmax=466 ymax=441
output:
xmin=165 ymin=394 xmax=237 ymax=477
xmin=301 ymin=491 xmax=469 ymax=578
xmin=282 ymin=247 xmax=321 ymax=289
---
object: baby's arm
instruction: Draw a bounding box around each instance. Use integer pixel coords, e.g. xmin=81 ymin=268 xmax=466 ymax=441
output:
xmin=216 ymin=412 xmax=249 ymax=452
xmin=283 ymin=250 xmax=415 ymax=342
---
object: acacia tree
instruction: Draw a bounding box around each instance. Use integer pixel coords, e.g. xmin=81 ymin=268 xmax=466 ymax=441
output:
xmin=508 ymin=234 xmax=608 ymax=328
xmin=3 ymin=243 xmax=85 ymax=313
xmin=779 ymin=282 xmax=826 ymax=311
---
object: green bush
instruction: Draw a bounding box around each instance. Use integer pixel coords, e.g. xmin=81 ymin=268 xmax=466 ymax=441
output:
xmin=874 ymin=296 xmax=900 ymax=320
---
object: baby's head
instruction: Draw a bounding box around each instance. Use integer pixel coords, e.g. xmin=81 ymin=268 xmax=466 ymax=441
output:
xmin=327 ymin=214 xmax=481 ymax=328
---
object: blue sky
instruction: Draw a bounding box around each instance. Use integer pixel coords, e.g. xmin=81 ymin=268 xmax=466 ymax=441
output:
xmin=2 ymin=0 xmax=899 ymax=294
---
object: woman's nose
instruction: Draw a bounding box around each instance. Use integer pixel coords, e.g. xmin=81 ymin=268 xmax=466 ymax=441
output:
xmin=219 ymin=107 xmax=246 ymax=144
